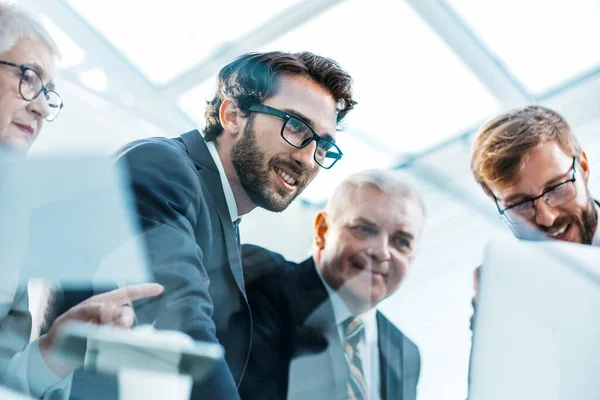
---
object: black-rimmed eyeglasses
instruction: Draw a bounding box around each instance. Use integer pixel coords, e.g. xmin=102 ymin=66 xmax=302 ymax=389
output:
xmin=247 ymin=104 xmax=343 ymax=169
xmin=0 ymin=60 xmax=63 ymax=122
xmin=495 ymin=157 xmax=578 ymax=224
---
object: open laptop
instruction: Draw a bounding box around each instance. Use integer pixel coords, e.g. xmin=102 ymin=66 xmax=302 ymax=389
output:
xmin=0 ymin=154 xmax=151 ymax=288
xmin=469 ymin=239 xmax=600 ymax=400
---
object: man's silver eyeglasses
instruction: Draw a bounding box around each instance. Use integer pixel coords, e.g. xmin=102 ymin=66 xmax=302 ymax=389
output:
xmin=495 ymin=157 xmax=577 ymax=224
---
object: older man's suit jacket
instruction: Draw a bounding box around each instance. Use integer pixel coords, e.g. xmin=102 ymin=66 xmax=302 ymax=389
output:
xmin=59 ymin=130 xmax=252 ymax=400
xmin=239 ymin=244 xmax=420 ymax=400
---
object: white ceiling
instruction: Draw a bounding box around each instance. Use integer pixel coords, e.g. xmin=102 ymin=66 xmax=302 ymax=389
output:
xmin=24 ymin=0 xmax=600 ymax=204
xmin=447 ymin=0 xmax=600 ymax=93
xmin=23 ymin=0 xmax=600 ymax=201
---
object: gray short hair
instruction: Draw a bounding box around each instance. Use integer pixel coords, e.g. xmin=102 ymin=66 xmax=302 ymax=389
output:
xmin=0 ymin=1 xmax=60 ymax=59
xmin=326 ymin=169 xmax=427 ymax=220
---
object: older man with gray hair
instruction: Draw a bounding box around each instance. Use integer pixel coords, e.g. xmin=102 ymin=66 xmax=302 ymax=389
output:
xmin=240 ymin=169 xmax=425 ymax=400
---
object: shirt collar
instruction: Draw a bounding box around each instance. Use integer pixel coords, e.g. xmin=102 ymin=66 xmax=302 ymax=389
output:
xmin=592 ymin=201 xmax=600 ymax=247
xmin=314 ymin=261 xmax=378 ymax=328
xmin=205 ymin=139 xmax=239 ymax=222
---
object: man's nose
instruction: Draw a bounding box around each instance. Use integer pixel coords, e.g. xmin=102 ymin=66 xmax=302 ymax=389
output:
xmin=290 ymin=140 xmax=317 ymax=170
xmin=534 ymin=198 xmax=559 ymax=227
xmin=368 ymin=238 xmax=391 ymax=262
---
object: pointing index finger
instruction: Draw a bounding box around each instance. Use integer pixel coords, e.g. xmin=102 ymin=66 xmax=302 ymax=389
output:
xmin=91 ymin=283 xmax=164 ymax=306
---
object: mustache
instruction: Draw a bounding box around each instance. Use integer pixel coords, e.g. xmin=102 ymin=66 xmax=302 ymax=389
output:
xmin=514 ymin=196 xmax=597 ymax=244
xmin=538 ymin=216 xmax=576 ymax=233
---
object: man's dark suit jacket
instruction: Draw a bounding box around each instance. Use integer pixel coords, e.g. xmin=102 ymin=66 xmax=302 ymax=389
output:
xmin=51 ymin=130 xmax=251 ymax=400
xmin=239 ymin=244 xmax=420 ymax=400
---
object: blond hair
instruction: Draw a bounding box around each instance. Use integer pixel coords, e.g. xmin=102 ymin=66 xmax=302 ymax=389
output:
xmin=471 ymin=105 xmax=581 ymax=197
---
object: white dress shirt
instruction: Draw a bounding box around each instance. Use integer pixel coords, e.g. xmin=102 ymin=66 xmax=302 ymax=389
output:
xmin=316 ymin=265 xmax=382 ymax=400
xmin=205 ymin=139 xmax=239 ymax=223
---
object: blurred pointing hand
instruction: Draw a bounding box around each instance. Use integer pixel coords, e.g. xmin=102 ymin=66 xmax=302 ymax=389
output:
xmin=39 ymin=283 xmax=164 ymax=376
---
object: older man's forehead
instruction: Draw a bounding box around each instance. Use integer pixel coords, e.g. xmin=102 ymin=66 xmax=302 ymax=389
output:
xmin=342 ymin=187 xmax=422 ymax=222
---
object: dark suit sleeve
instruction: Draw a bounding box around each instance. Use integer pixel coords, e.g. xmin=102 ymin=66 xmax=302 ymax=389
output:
xmin=118 ymin=140 xmax=239 ymax=399
xmin=239 ymin=245 xmax=292 ymax=400
xmin=240 ymin=246 xmax=327 ymax=400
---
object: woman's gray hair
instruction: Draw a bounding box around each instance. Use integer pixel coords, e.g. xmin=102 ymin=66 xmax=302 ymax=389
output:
xmin=326 ymin=169 xmax=427 ymax=220
xmin=0 ymin=1 xmax=60 ymax=59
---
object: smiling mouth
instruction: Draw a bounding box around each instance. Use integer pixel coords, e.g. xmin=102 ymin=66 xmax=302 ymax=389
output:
xmin=547 ymin=224 xmax=569 ymax=240
xmin=350 ymin=258 xmax=388 ymax=277
xmin=274 ymin=167 xmax=298 ymax=189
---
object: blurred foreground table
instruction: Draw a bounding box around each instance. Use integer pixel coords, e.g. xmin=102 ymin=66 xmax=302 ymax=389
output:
xmin=54 ymin=322 xmax=223 ymax=400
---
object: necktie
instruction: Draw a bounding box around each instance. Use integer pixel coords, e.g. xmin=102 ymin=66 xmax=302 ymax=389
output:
xmin=342 ymin=316 xmax=368 ymax=400
xmin=233 ymin=218 xmax=241 ymax=249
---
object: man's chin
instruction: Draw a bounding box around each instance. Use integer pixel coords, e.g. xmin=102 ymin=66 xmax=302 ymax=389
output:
xmin=341 ymin=284 xmax=385 ymax=311
xmin=343 ymin=293 xmax=376 ymax=314
xmin=270 ymin=184 xmax=305 ymax=210
xmin=254 ymin=192 xmax=295 ymax=213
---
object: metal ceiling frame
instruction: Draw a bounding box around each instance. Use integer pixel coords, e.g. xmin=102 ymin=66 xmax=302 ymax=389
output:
xmin=406 ymin=0 xmax=531 ymax=107
xmin=25 ymin=0 xmax=600 ymax=212
xmin=29 ymin=0 xmax=345 ymax=135
xmin=404 ymin=0 xmax=600 ymax=150
xmin=160 ymin=0 xmax=345 ymax=100
xmin=396 ymin=0 xmax=600 ymax=222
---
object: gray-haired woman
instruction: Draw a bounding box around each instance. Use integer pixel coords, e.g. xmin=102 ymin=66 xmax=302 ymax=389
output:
xmin=0 ymin=2 xmax=162 ymax=398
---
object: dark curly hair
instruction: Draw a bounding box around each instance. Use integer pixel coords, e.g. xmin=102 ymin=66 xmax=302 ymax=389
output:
xmin=203 ymin=51 xmax=356 ymax=142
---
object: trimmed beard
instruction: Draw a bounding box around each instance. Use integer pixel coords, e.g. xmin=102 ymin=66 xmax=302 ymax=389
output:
xmin=230 ymin=117 xmax=308 ymax=212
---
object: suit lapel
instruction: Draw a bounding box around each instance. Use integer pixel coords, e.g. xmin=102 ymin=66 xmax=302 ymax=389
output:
xmin=179 ymin=130 xmax=246 ymax=298
xmin=401 ymin=334 xmax=420 ymax=400
xmin=377 ymin=311 xmax=402 ymax=400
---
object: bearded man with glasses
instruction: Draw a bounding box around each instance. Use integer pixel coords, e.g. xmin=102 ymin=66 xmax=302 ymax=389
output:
xmin=55 ymin=50 xmax=356 ymax=400
xmin=470 ymin=104 xmax=599 ymax=307
xmin=472 ymin=105 xmax=598 ymax=247
xmin=467 ymin=105 xmax=599 ymax=395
